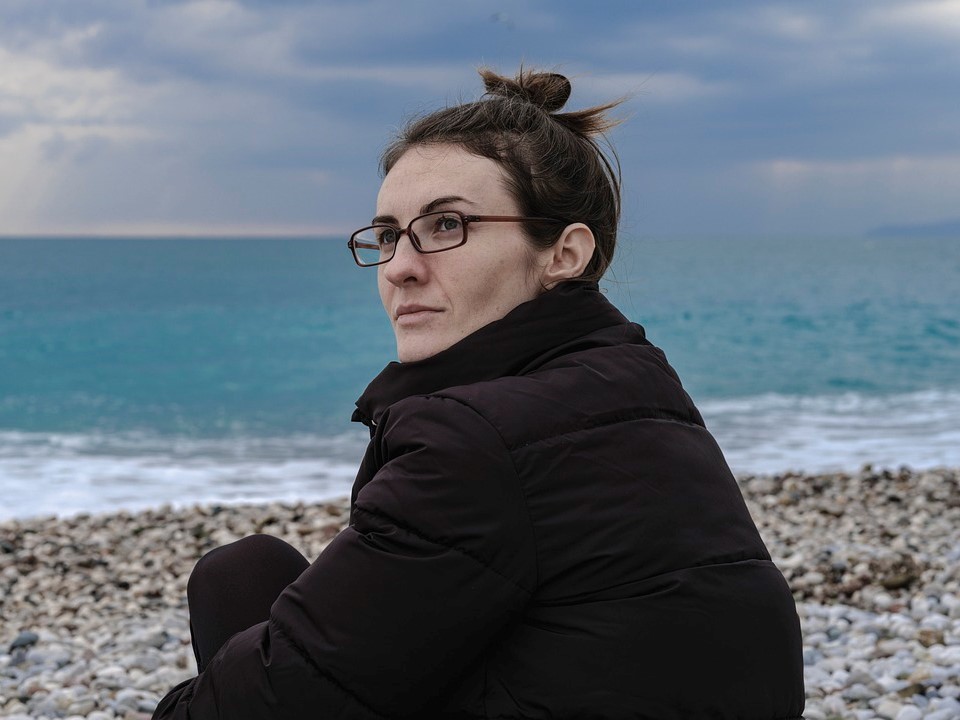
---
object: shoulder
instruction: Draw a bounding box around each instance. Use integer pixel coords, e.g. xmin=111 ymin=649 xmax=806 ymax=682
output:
xmin=426 ymin=336 xmax=703 ymax=450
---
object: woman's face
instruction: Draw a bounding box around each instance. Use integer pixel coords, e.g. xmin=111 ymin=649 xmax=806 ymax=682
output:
xmin=375 ymin=144 xmax=548 ymax=362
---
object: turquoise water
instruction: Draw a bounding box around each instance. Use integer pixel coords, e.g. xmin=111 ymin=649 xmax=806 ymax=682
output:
xmin=1 ymin=238 xmax=389 ymax=436
xmin=2 ymin=235 xmax=959 ymax=517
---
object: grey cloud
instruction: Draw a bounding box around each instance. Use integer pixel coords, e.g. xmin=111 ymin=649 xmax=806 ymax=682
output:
xmin=2 ymin=0 xmax=959 ymax=235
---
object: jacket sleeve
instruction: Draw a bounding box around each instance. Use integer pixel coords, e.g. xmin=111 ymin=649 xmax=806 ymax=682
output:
xmin=153 ymin=395 xmax=537 ymax=719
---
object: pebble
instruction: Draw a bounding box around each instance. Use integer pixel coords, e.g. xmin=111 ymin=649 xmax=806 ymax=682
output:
xmin=1 ymin=497 xmax=348 ymax=717
xmin=9 ymin=631 xmax=39 ymax=651
xmin=875 ymin=699 xmax=902 ymax=718
xmin=2 ymin=467 xmax=960 ymax=718
xmin=895 ymin=708 xmax=923 ymax=720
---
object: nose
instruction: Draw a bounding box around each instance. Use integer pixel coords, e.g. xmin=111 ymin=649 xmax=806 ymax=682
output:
xmin=380 ymin=229 xmax=426 ymax=286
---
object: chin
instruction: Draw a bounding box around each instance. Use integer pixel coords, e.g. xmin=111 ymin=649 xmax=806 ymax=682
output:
xmin=396 ymin=341 xmax=440 ymax=363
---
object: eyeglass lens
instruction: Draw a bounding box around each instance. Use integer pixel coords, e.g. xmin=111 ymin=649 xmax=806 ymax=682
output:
xmin=351 ymin=212 xmax=466 ymax=266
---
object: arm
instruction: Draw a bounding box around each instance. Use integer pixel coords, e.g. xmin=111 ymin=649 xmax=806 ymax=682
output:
xmin=154 ymin=395 xmax=537 ymax=719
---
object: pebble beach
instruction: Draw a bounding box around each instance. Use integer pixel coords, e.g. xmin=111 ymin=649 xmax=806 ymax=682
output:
xmin=2 ymin=466 xmax=960 ymax=720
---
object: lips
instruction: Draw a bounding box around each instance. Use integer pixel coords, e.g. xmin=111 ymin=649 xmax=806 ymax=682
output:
xmin=394 ymin=304 xmax=442 ymax=326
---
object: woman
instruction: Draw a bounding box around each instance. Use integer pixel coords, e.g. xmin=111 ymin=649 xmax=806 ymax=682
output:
xmin=155 ymin=68 xmax=804 ymax=719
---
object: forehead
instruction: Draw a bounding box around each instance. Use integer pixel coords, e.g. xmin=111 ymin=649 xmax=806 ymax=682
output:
xmin=376 ymin=144 xmax=512 ymax=214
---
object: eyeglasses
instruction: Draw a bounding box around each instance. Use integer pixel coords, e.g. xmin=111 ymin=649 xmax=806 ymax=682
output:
xmin=347 ymin=210 xmax=563 ymax=267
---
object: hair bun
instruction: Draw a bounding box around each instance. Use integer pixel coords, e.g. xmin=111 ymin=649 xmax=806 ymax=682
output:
xmin=480 ymin=67 xmax=572 ymax=113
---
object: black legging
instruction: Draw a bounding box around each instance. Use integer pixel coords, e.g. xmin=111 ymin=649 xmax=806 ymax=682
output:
xmin=187 ymin=534 xmax=309 ymax=672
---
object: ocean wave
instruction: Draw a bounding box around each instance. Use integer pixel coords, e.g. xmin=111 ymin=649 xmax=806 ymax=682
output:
xmin=4 ymin=388 xmax=960 ymax=519
xmin=0 ymin=430 xmax=370 ymax=520
xmin=700 ymin=389 xmax=960 ymax=475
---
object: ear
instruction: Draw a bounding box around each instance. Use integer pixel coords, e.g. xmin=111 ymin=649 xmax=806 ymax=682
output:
xmin=539 ymin=223 xmax=596 ymax=289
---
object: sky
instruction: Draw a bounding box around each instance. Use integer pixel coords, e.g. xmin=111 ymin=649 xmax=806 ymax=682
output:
xmin=1 ymin=0 xmax=959 ymax=238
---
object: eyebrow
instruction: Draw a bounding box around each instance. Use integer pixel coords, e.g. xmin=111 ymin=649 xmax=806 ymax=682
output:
xmin=372 ymin=196 xmax=476 ymax=225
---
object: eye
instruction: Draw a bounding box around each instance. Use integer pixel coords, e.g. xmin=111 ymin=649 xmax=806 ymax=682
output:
xmin=434 ymin=214 xmax=462 ymax=233
xmin=376 ymin=227 xmax=399 ymax=245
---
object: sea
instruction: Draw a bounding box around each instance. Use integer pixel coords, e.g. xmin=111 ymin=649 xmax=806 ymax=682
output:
xmin=1 ymin=235 xmax=958 ymax=519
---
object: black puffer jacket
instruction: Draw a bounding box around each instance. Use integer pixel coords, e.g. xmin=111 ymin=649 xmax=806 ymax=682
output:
xmin=155 ymin=282 xmax=804 ymax=719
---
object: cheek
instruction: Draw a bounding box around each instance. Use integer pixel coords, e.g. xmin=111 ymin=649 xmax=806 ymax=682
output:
xmin=467 ymin=254 xmax=540 ymax=316
xmin=377 ymin=271 xmax=391 ymax=310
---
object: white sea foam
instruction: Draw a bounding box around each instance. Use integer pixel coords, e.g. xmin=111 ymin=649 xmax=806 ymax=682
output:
xmin=0 ymin=430 xmax=370 ymax=520
xmin=702 ymin=388 xmax=960 ymax=475
xmin=3 ymin=389 xmax=960 ymax=519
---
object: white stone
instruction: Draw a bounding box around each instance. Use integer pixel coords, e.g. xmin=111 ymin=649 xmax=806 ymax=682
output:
xmin=66 ymin=697 xmax=97 ymax=715
xmin=848 ymin=666 xmax=875 ymax=685
xmin=127 ymin=652 xmax=162 ymax=673
xmin=875 ymin=675 xmax=908 ymax=693
xmin=933 ymin=696 xmax=960 ymax=713
xmin=910 ymin=596 xmax=930 ymax=617
xmin=804 ymin=666 xmax=831 ymax=687
xmin=4 ymin=699 xmax=28 ymax=714
xmin=894 ymin=705 xmax=923 ymax=720
xmin=923 ymin=710 xmax=957 ymax=720
xmin=821 ymin=694 xmax=848 ymax=715
xmin=919 ymin=613 xmax=951 ymax=631
xmin=894 ymin=707 xmax=922 ymax=720
xmin=841 ymin=682 xmax=876 ymax=700
xmin=130 ymin=627 xmax=168 ymax=650
xmin=16 ymin=675 xmax=47 ymax=696
xmin=875 ymin=699 xmax=903 ymax=719
xmin=874 ymin=593 xmax=895 ymax=610
xmin=818 ymin=656 xmax=848 ymax=673
xmin=893 ymin=621 xmax=918 ymax=641
xmin=931 ymin=645 xmax=960 ymax=664
xmin=134 ymin=666 xmax=192 ymax=691
xmin=96 ymin=664 xmax=127 ymax=678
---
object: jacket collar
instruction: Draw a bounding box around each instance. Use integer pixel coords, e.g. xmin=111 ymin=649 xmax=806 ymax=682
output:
xmin=353 ymin=282 xmax=630 ymax=427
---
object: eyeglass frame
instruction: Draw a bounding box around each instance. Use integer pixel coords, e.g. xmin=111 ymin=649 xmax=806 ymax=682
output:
xmin=346 ymin=210 xmax=564 ymax=267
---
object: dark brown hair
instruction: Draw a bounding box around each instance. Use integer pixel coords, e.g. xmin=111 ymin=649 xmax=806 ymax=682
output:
xmin=380 ymin=67 xmax=623 ymax=282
